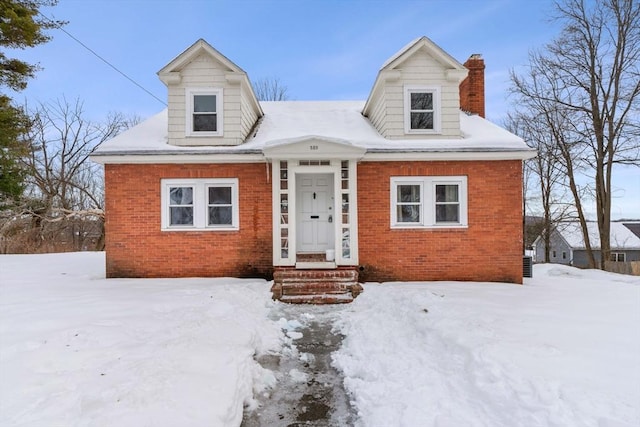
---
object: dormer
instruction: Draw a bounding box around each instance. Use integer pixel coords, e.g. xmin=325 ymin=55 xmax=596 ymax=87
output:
xmin=362 ymin=37 xmax=469 ymax=139
xmin=157 ymin=39 xmax=263 ymax=146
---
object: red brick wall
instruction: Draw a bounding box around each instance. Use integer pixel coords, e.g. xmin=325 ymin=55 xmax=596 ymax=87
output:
xmin=104 ymin=163 xmax=272 ymax=278
xmin=357 ymin=160 xmax=523 ymax=284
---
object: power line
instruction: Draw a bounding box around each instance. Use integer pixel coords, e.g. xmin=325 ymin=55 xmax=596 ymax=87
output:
xmin=38 ymin=12 xmax=167 ymax=107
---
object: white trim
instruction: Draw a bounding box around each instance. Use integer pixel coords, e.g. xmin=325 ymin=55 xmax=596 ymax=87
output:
xmin=185 ymin=87 xmax=223 ymax=137
xmin=362 ymin=151 xmax=536 ymax=161
xmin=91 ymin=150 xmax=536 ymax=165
xmin=91 ymin=154 xmax=265 ymax=164
xmin=404 ymin=85 xmax=441 ymax=134
xmin=161 ymin=178 xmax=239 ymax=231
xmin=390 ymin=176 xmax=468 ymax=229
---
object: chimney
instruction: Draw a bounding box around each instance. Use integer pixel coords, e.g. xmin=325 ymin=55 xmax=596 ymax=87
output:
xmin=459 ymin=54 xmax=485 ymax=118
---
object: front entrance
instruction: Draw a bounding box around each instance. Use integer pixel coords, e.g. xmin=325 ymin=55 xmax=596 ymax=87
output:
xmin=296 ymin=173 xmax=335 ymax=253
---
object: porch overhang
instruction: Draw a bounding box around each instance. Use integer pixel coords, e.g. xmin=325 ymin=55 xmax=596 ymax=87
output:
xmin=262 ymin=136 xmax=366 ymax=160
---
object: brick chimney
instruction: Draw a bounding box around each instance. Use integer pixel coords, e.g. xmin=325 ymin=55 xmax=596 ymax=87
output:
xmin=459 ymin=54 xmax=485 ymax=118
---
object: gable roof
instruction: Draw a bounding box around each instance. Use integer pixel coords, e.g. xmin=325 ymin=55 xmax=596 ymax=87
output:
xmin=156 ymin=39 xmax=263 ymax=117
xmin=158 ymin=38 xmax=245 ymax=76
xmin=381 ymin=36 xmax=466 ymax=71
xmin=555 ymin=222 xmax=640 ymax=250
xmin=363 ymin=36 xmax=468 ymax=117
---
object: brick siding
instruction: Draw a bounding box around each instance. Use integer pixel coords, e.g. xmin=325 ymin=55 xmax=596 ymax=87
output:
xmin=105 ymin=160 xmax=523 ymax=284
xmin=104 ymin=163 xmax=272 ymax=278
xmin=357 ymin=160 xmax=523 ymax=284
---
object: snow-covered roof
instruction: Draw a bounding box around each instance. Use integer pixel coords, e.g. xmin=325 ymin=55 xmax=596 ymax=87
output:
xmin=556 ymin=222 xmax=640 ymax=250
xmin=92 ymin=101 xmax=533 ymax=158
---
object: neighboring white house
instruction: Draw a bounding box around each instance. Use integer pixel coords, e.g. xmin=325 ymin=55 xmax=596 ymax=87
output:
xmin=534 ymin=222 xmax=640 ymax=266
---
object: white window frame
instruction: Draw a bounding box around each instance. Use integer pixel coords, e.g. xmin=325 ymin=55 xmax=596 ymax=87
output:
xmin=161 ymin=178 xmax=238 ymax=231
xmin=610 ymin=252 xmax=626 ymax=262
xmin=186 ymin=88 xmax=223 ymax=137
xmin=404 ymin=85 xmax=441 ymax=134
xmin=391 ymin=176 xmax=467 ymax=229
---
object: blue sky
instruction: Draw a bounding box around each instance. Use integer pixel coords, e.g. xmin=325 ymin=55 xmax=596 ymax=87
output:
xmin=8 ymin=0 xmax=640 ymax=219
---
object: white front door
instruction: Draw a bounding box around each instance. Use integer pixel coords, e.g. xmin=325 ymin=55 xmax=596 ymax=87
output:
xmin=296 ymin=173 xmax=334 ymax=253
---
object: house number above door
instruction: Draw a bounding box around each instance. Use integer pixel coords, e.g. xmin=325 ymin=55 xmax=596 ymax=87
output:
xmin=309 ymin=145 xmax=319 ymax=150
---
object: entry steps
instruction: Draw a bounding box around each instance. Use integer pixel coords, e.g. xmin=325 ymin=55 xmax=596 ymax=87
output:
xmin=271 ymin=267 xmax=363 ymax=304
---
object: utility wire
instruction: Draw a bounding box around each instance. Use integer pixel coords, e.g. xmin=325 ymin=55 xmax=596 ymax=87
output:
xmin=38 ymin=12 xmax=167 ymax=106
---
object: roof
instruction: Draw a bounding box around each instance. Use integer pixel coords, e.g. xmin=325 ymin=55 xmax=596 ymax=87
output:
xmin=380 ymin=36 xmax=465 ymax=71
xmin=91 ymin=101 xmax=534 ymax=158
xmin=555 ymin=222 xmax=640 ymax=250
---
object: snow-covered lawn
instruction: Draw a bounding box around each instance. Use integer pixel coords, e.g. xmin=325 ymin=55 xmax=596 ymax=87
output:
xmin=0 ymin=252 xmax=282 ymax=427
xmin=1 ymin=252 xmax=638 ymax=426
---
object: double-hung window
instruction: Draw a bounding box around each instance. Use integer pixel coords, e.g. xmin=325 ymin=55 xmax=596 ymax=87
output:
xmin=186 ymin=88 xmax=223 ymax=136
xmin=162 ymin=178 xmax=238 ymax=230
xmin=391 ymin=176 xmax=467 ymax=228
xmin=404 ymin=86 xmax=441 ymax=134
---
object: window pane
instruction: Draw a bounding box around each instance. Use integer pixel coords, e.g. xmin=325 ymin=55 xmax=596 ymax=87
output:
xmin=194 ymin=95 xmax=216 ymax=112
xmin=436 ymin=204 xmax=459 ymax=223
xmin=398 ymin=185 xmax=420 ymax=202
xmin=170 ymin=207 xmax=193 ymax=225
xmin=411 ymin=112 xmax=433 ymax=129
xmin=398 ymin=205 xmax=420 ymax=223
xmin=193 ymin=114 xmax=217 ymax=132
xmin=436 ymin=185 xmax=459 ymax=202
xmin=209 ymin=186 xmax=231 ymax=204
xmin=169 ymin=187 xmax=193 ymax=205
xmin=411 ymin=92 xmax=433 ymax=110
xmin=209 ymin=206 xmax=232 ymax=225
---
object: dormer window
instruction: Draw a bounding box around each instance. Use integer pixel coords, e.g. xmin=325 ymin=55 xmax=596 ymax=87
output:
xmin=186 ymin=88 xmax=223 ymax=136
xmin=404 ymin=86 xmax=441 ymax=134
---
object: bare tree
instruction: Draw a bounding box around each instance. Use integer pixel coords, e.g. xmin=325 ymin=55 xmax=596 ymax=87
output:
xmin=252 ymin=77 xmax=290 ymax=101
xmin=16 ymin=97 xmax=137 ymax=251
xmin=511 ymin=0 xmax=640 ymax=268
xmin=506 ymin=111 xmax=576 ymax=261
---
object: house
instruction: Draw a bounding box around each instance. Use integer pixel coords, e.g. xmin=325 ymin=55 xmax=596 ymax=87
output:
xmin=91 ymin=37 xmax=535 ymax=302
xmin=533 ymin=222 xmax=640 ymax=267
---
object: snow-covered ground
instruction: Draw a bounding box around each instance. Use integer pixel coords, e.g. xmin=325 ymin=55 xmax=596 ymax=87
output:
xmin=0 ymin=252 xmax=282 ymax=427
xmin=333 ymin=265 xmax=640 ymax=427
xmin=1 ymin=252 xmax=638 ymax=426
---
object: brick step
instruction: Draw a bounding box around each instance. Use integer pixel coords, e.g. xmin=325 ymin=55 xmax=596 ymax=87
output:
xmin=279 ymin=293 xmax=354 ymax=304
xmin=280 ymin=282 xmax=356 ymax=296
xmin=272 ymin=267 xmax=362 ymax=304
xmin=274 ymin=270 xmax=358 ymax=282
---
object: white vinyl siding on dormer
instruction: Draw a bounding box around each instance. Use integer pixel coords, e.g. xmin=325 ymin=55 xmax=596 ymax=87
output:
xmin=166 ymin=53 xmax=257 ymax=146
xmin=365 ymin=48 xmax=462 ymax=139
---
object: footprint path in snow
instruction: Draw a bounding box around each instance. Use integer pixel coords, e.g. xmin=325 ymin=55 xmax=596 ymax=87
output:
xmin=241 ymin=304 xmax=355 ymax=427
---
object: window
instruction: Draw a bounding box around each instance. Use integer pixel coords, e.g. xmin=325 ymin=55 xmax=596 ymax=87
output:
xmin=610 ymin=252 xmax=626 ymax=262
xmin=562 ymin=251 xmax=567 ymax=260
xmin=169 ymin=186 xmax=194 ymax=226
xmin=396 ymin=183 xmax=422 ymax=223
xmin=162 ymin=179 xmax=238 ymax=230
xmin=552 ymin=251 xmax=557 ymax=258
xmin=186 ymin=88 xmax=223 ymax=136
xmin=391 ymin=176 xmax=467 ymax=228
xmin=404 ymin=86 xmax=441 ymax=134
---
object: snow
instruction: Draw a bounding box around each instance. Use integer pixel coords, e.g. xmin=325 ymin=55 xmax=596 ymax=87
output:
xmin=91 ymin=102 xmax=532 ymax=158
xmin=555 ymin=221 xmax=640 ymax=250
xmin=0 ymin=252 xmax=283 ymax=427
xmin=333 ymin=264 xmax=640 ymax=427
xmin=2 ymin=253 xmax=639 ymax=426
